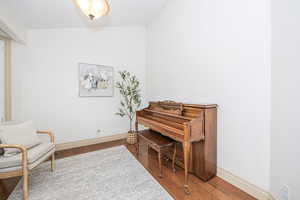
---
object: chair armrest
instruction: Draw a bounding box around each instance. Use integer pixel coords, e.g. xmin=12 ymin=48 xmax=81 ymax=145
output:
xmin=0 ymin=144 xmax=28 ymax=170
xmin=37 ymin=130 xmax=55 ymax=143
xmin=0 ymin=144 xmax=27 ymax=153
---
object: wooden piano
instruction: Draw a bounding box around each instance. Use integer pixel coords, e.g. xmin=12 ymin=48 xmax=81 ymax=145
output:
xmin=135 ymin=101 xmax=217 ymax=193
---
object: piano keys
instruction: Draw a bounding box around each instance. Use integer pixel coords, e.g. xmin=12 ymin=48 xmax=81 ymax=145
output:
xmin=135 ymin=101 xmax=217 ymax=194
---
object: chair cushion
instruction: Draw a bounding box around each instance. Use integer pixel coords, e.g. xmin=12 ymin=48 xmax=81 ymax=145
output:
xmin=0 ymin=121 xmax=41 ymax=156
xmin=0 ymin=142 xmax=55 ymax=170
xmin=0 ymin=121 xmax=19 ymax=156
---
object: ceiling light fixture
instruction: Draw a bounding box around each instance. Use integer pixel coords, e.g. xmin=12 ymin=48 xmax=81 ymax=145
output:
xmin=74 ymin=0 xmax=110 ymax=21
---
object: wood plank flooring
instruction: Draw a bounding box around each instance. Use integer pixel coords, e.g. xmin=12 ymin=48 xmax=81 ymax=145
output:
xmin=0 ymin=139 xmax=256 ymax=200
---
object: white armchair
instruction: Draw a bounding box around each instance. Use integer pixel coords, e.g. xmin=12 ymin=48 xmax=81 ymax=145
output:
xmin=0 ymin=130 xmax=55 ymax=200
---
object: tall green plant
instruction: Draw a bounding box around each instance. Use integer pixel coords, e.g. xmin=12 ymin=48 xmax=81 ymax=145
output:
xmin=116 ymin=71 xmax=142 ymax=132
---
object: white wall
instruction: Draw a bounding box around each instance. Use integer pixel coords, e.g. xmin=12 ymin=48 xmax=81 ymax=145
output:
xmin=271 ymin=0 xmax=300 ymax=199
xmin=0 ymin=40 xmax=4 ymax=121
xmin=12 ymin=27 xmax=146 ymax=144
xmin=147 ymin=0 xmax=271 ymax=191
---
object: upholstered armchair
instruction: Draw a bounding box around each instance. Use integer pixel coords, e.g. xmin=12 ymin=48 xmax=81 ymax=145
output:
xmin=0 ymin=130 xmax=55 ymax=200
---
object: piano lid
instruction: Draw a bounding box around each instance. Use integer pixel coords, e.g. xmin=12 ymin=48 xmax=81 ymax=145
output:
xmin=148 ymin=100 xmax=218 ymax=109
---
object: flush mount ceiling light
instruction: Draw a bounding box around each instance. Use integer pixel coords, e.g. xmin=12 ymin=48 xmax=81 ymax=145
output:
xmin=74 ymin=0 xmax=110 ymax=20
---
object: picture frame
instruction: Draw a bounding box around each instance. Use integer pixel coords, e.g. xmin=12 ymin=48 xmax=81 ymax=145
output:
xmin=79 ymin=63 xmax=114 ymax=97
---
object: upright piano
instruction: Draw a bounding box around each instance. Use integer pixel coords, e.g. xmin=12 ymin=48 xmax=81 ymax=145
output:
xmin=135 ymin=101 xmax=217 ymax=193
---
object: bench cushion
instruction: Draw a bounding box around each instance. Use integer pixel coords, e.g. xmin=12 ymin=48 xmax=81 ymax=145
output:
xmin=0 ymin=142 xmax=55 ymax=172
xmin=139 ymin=129 xmax=174 ymax=148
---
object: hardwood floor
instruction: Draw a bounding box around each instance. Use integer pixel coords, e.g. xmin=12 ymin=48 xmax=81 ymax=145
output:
xmin=0 ymin=139 xmax=256 ymax=200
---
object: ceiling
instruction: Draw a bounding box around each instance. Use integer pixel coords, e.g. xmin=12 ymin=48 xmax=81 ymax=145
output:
xmin=0 ymin=0 xmax=168 ymax=29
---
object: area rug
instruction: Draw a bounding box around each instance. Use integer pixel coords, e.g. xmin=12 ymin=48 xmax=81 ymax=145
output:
xmin=8 ymin=146 xmax=173 ymax=200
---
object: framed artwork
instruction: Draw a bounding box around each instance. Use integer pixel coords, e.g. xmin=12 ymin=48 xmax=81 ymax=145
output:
xmin=79 ymin=63 xmax=114 ymax=97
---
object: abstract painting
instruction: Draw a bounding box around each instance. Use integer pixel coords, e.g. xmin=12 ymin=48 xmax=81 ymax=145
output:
xmin=79 ymin=63 xmax=114 ymax=97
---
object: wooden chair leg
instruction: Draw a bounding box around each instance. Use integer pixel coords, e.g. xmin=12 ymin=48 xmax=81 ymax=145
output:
xmin=20 ymin=146 xmax=29 ymax=200
xmin=51 ymin=153 xmax=55 ymax=172
xmin=158 ymin=151 xmax=162 ymax=178
xmin=23 ymin=168 xmax=29 ymax=200
xmin=172 ymin=143 xmax=177 ymax=173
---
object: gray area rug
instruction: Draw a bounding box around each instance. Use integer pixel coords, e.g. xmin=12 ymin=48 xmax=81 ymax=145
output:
xmin=8 ymin=146 xmax=173 ymax=200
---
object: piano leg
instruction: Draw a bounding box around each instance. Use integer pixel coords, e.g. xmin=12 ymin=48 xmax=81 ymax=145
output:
xmin=183 ymin=141 xmax=191 ymax=195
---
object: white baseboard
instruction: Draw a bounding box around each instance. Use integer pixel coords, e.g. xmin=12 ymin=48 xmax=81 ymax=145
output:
xmin=217 ymin=167 xmax=275 ymax=200
xmin=55 ymin=133 xmax=128 ymax=151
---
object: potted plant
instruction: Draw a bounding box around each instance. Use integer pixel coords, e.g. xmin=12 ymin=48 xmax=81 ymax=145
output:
xmin=116 ymin=71 xmax=142 ymax=144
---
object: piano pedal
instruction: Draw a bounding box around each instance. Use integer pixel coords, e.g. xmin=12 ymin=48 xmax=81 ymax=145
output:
xmin=184 ymin=185 xmax=191 ymax=195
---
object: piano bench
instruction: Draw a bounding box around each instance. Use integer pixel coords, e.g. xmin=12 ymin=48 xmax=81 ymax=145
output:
xmin=137 ymin=129 xmax=177 ymax=178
